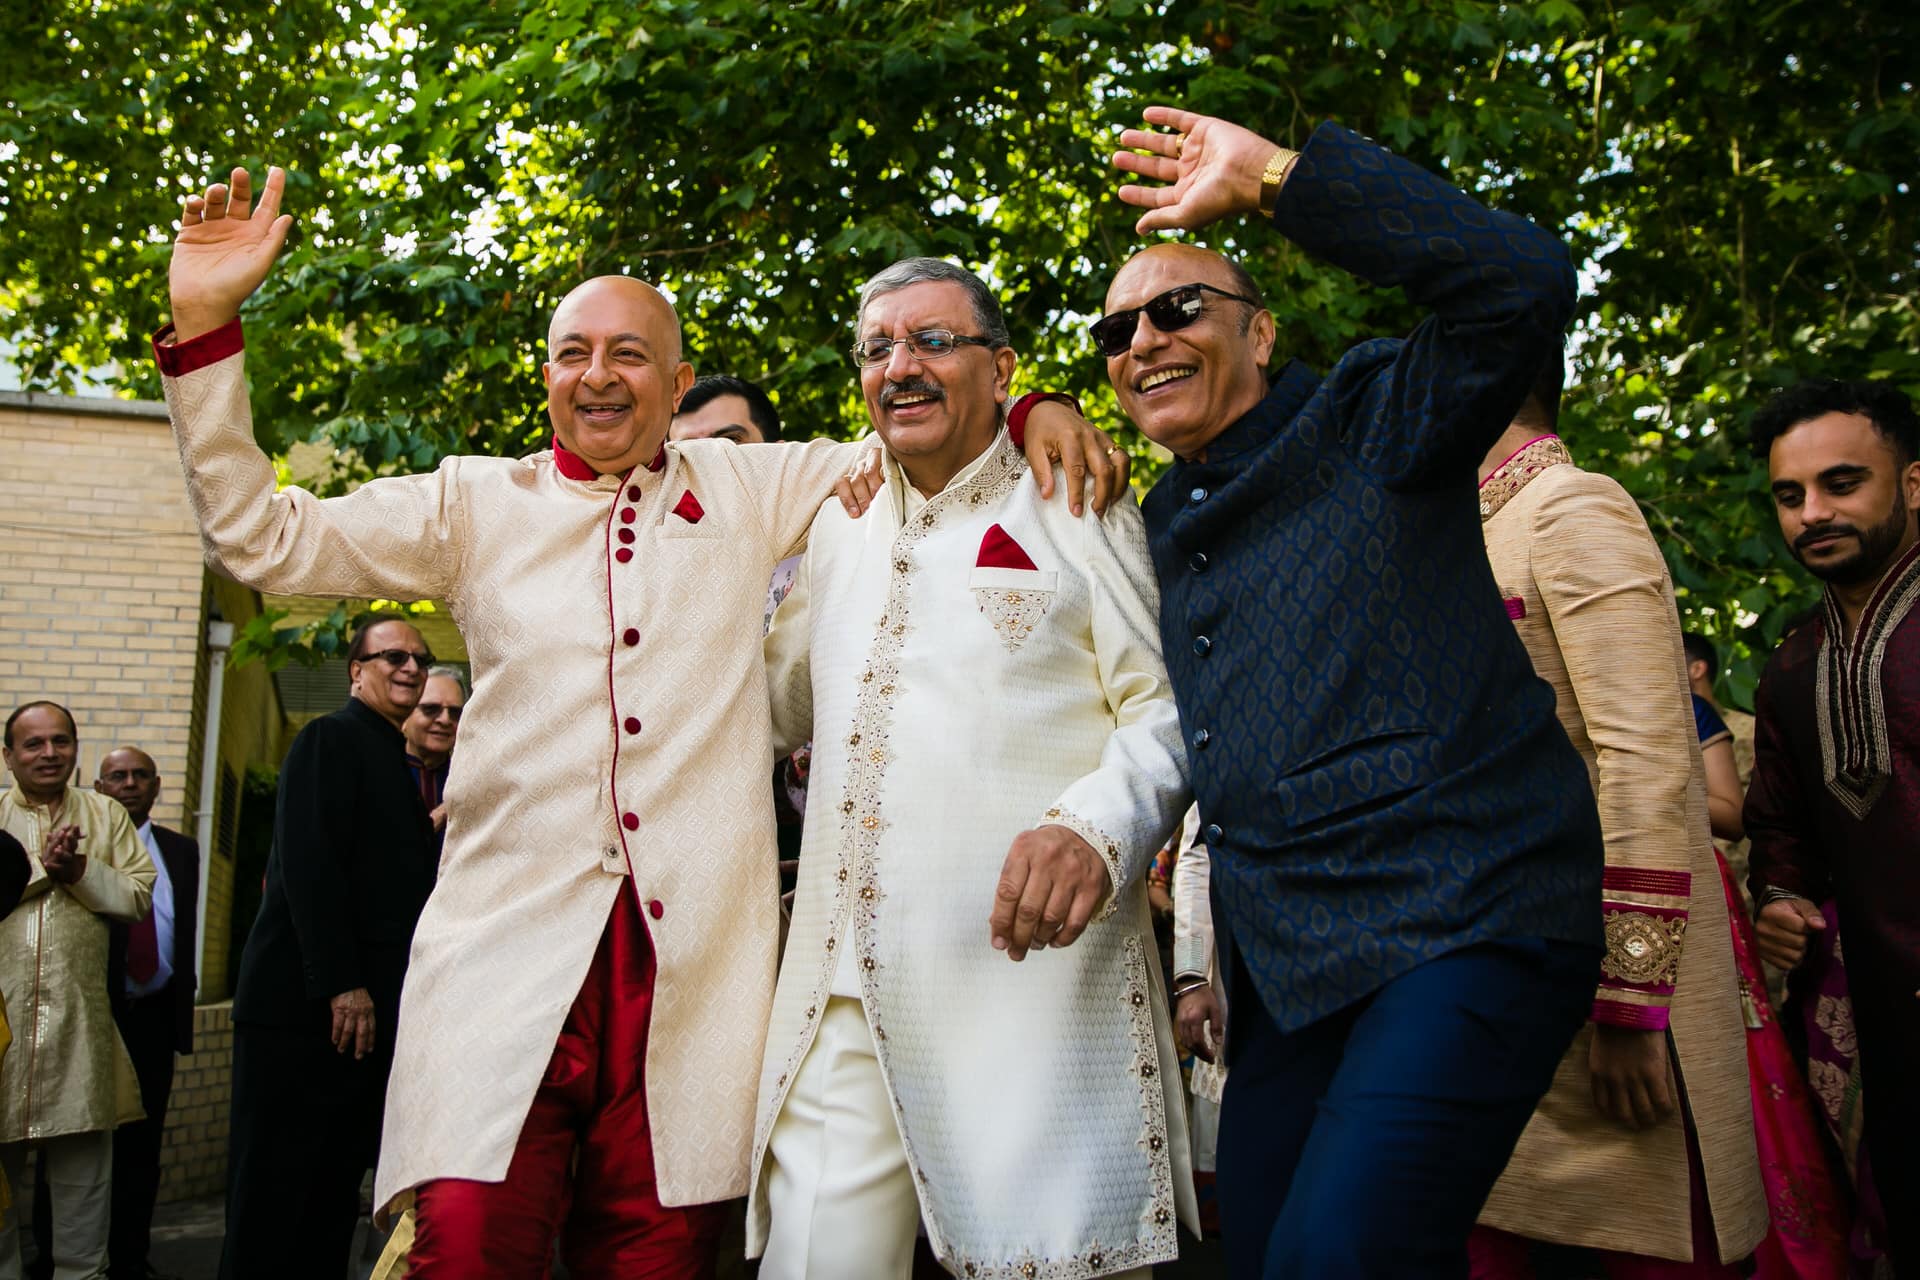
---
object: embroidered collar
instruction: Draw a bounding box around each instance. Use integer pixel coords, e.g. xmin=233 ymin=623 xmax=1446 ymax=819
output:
xmin=881 ymin=428 xmax=1012 ymax=527
xmin=1478 ymin=435 xmax=1572 ymax=522
xmin=1815 ymin=538 xmax=1920 ymax=817
xmin=550 ymin=434 xmax=667 ymax=482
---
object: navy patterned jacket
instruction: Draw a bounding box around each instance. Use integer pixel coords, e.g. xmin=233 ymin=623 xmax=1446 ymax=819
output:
xmin=1142 ymin=123 xmax=1604 ymax=1032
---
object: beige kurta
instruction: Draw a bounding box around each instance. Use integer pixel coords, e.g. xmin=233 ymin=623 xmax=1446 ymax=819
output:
xmin=0 ymin=786 xmax=154 ymax=1143
xmin=1476 ymin=439 xmax=1766 ymax=1262
xmin=156 ymin=328 xmax=864 ymax=1212
xmin=750 ymin=434 xmax=1198 ymax=1278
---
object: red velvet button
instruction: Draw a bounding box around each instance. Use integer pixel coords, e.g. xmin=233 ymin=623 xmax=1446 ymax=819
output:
xmin=622 ymin=628 xmax=640 ymax=646
xmin=615 ymin=547 xmax=633 ymax=563
xmin=617 ymin=527 xmax=635 ymax=544
xmin=648 ymin=899 xmax=664 ymax=920
xmin=619 ymin=508 xmax=637 ymax=524
xmin=627 ymin=485 xmax=642 ymax=501
xmin=624 ymin=717 xmax=641 ymax=734
xmin=622 ymin=813 xmax=639 ymax=831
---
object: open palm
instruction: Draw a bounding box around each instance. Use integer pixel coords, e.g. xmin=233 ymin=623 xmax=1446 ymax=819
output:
xmin=1112 ymin=106 xmax=1280 ymax=233
xmin=169 ymin=165 xmax=294 ymax=340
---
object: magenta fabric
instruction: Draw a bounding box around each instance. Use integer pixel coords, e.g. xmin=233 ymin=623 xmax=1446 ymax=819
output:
xmin=1714 ymin=850 xmax=1851 ymax=1278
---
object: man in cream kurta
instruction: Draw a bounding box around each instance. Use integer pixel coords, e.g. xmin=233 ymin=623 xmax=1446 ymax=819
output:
xmin=750 ymin=259 xmax=1195 ymax=1279
xmin=1 ymin=703 xmax=155 ymax=1280
xmin=156 ymin=165 xmax=1123 ymax=1275
xmin=1470 ymin=387 xmax=1766 ymax=1270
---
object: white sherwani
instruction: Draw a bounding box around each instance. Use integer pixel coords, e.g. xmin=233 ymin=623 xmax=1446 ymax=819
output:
xmin=750 ymin=433 xmax=1197 ymax=1278
xmin=155 ymin=324 xmax=863 ymax=1213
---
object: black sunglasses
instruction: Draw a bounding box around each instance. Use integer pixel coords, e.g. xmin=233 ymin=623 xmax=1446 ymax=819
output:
xmin=364 ymin=648 xmax=436 ymax=670
xmin=1089 ymin=282 xmax=1262 ymax=358
xmin=415 ymin=703 xmax=463 ymax=722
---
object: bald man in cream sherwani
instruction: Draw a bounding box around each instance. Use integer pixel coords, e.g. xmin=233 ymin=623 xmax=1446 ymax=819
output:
xmin=749 ymin=258 xmax=1197 ymax=1280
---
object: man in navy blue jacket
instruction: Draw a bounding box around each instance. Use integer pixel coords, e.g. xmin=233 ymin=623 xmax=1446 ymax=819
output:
xmin=1097 ymin=106 xmax=1605 ymax=1276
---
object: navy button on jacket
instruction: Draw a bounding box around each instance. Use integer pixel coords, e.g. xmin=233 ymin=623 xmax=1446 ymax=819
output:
xmin=1142 ymin=123 xmax=1604 ymax=1032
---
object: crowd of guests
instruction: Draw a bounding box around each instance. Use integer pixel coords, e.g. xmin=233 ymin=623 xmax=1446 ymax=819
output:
xmin=1 ymin=95 xmax=1914 ymax=1280
xmin=0 ymin=665 xmax=465 ymax=1280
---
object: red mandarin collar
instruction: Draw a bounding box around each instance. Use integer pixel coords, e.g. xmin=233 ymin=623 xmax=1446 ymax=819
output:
xmin=551 ymin=435 xmax=667 ymax=482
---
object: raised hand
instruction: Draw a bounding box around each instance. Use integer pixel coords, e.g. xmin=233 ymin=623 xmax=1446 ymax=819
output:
xmin=1113 ymin=106 xmax=1283 ymax=234
xmin=170 ymin=165 xmax=295 ymax=342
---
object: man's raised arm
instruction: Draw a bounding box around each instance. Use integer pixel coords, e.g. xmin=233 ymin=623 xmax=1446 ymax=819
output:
xmin=156 ymin=166 xmax=460 ymax=602
xmin=1114 ymin=105 xmax=1576 ymax=487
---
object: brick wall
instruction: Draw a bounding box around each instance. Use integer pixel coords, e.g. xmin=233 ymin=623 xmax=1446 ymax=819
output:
xmin=0 ymin=393 xmax=205 ymax=825
xmin=158 ymin=1001 xmax=235 ymax=1203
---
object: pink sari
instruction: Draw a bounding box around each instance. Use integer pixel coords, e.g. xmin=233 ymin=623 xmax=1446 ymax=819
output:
xmin=1714 ymin=850 xmax=1851 ymax=1278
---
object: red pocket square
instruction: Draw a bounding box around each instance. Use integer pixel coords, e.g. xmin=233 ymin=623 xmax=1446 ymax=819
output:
xmin=672 ymin=490 xmax=704 ymax=524
xmin=977 ymin=524 xmax=1038 ymax=571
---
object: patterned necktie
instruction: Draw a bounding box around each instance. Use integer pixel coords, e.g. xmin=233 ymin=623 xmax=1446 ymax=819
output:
xmin=127 ymin=909 xmax=160 ymax=985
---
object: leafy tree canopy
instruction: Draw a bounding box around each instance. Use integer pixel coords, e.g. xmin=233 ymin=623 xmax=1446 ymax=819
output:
xmin=6 ymin=0 xmax=1915 ymax=703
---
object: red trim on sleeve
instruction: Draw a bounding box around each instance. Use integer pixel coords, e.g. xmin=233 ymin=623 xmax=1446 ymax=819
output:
xmin=1005 ymin=391 xmax=1082 ymax=450
xmin=152 ymin=319 xmax=245 ymax=378
xmin=1601 ymin=867 xmax=1692 ymax=897
xmin=1591 ymin=998 xmax=1671 ymax=1031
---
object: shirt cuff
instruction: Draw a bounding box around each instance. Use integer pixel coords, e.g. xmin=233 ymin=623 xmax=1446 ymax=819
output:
xmin=153 ymin=319 xmax=245 ymax=378
xmin=1006 ymin=391 xmax=1083 ymax=451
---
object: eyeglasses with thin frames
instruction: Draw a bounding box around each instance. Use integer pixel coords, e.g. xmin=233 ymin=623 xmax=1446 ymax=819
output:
xmin=1089 ymin=282 xmax=1262 ymax=358
xmin=414 ymin=703 xmax=463 ymax=722
xmin=850 ymin=330 xmax=998 ymax=368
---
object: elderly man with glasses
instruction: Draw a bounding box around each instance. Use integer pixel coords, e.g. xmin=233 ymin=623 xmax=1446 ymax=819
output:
xmin=220 ymin=616 xmax=442 ymax=1280
xmin=1093 ymin=107 xmax=1607 ymax=1275
xmin=747 ymin=258 xmax=1195 ymax=1279
xmin=401 ymin=665 xmax=467 ymax=848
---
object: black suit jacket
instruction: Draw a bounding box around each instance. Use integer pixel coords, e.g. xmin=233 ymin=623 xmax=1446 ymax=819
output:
xmin=108 ymin=823 xmax=201 ymax=1053
xmin=232 ymin=698 xmax=438 ymax=1038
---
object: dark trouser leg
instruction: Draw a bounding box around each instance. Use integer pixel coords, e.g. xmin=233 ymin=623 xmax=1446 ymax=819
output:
xmin=220 ymin=1019 xmax=388 ymax=1280
xmin=107 ymin=993 xmax=177 ymax=1280
xmin=1213 ymin=959 xmax=1347 ymax=1280
xmin=1850 ymin=984 xmax=1920 ymax=1273
xmin=1258 ymin=938 xmax=1598 ymax=1279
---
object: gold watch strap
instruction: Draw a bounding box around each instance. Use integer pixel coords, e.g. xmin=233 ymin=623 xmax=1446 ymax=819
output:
xmin=1258 ymin=147 xmax=1301 ymax=217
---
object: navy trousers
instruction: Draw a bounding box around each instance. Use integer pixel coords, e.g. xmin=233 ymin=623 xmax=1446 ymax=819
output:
xmin=1215 ymin=937 xmax=1599 ymax=1279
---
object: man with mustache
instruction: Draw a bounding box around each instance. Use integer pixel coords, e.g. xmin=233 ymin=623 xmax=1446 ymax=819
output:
xmin=749 ymin=258 xmax=1193 ymax=1279
xmin=1096 ymin=106 xmax=1605 ymax=1275
xmin=153 ymin=165 xmax=1124 ymax=1278
xmin=1743 ymin=378 xmax=1920 ymax=1270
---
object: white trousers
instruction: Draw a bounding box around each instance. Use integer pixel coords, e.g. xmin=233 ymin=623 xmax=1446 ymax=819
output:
xmin=762 ymin=997 xmax=1150 ymax=1280
xmin=763 ymin=996 xmax=920 ymax=1279
xmin=0 ymin=1131 xmax=112 ymax=1280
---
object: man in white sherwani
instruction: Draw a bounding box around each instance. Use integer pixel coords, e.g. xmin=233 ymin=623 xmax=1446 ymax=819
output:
xmin=153 ymin=168 xmax=1128 ymax=1279
xmin=751 ymin=259 xmax=1198 ymax=1279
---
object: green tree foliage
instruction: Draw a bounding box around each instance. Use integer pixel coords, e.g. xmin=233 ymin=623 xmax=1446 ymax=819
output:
xmin=6 ymin=0 xmax=1914 ymax=702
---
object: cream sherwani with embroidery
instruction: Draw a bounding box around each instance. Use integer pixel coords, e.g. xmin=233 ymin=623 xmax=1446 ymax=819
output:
xmin=749 ymin=432 xmax=1197 ymax=1279
xmin=154 ymin=324 xmax=865 ymax=1214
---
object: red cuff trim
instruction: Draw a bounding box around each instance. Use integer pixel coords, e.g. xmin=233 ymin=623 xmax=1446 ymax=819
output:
xmin=1006 ymin=391 xmax=1081 ymax=450
xmin=153 ymin=319 xmax=244 ymax=378
xmin=1602 ymin=867 xmax=1692 ymax=897
xmin=1592 ymin=999 xmax=1671 ymax=1031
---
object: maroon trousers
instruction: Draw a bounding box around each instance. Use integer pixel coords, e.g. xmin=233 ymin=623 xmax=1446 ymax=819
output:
xmin=407 ymin=890 xmax=727 ymax=1279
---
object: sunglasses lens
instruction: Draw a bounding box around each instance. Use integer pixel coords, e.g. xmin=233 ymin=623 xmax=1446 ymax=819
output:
xmin=1146 ymin=286 xmax=1204 ymax=333
xmin=1090 ymin=313 xmax=1137 ymax=357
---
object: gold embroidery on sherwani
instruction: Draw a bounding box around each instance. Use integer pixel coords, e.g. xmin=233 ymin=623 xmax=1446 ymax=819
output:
xmin=1478 ymin=434 xmax=1573 ymax=521
xmin=1599 ymin=909 xmax=1687 ymax=987
xmin=973 ymin=586 xmax=1052 ymax=651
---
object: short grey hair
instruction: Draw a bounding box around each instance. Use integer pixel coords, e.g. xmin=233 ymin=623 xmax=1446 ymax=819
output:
xmin=856 ymin=258 xmax=1010 ymax=349
xmin=425 ymin=665 xmax=469 ymax=698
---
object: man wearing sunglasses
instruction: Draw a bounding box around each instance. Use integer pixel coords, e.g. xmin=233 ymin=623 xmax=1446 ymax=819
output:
xmin=401 ymin=666 xmax=467 ymax=846
xmin=221 ymin=616 xmax=441 ymax=1279
xmin=1098 ymin=107 xmax=1606 ymax=1275
xmin=748 ymin=258 xmax=1194 ymax=1279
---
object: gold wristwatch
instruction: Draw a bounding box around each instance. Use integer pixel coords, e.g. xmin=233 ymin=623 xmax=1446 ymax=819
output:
xmin=1257 ymin=146 xmax=1301 ymax=217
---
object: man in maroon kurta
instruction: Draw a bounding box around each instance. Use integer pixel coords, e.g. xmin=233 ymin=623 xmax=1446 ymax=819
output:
xmin=1744 ymin=377 xmax=1920 ymax=1269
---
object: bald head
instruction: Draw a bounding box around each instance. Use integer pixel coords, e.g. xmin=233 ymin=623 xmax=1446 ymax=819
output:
xmin=1101 ymin=244 xmax=1275 ymax=460
xmin=542 ymin=274 xmax=695 ymax=477
xmin=549 ymin=275 xmax=683 ymax=365
xmin=96 ymin=746 xmax=161 ymax=827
